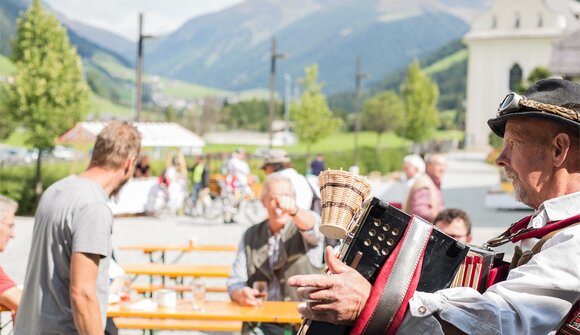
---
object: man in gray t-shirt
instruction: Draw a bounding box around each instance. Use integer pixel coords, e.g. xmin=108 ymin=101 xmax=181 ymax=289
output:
xmin=16 ymin=122 xmax=141 ymax=334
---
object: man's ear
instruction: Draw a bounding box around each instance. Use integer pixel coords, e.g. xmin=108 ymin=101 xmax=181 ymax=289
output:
xmin=552 ymin=133 xmax=571 ymax=168
xmin=124 ymin=156 xmax=137 ymax=176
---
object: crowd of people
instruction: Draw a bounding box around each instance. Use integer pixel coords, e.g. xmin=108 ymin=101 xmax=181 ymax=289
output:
xmin=0 ymin=78 xmax=578 ymax=335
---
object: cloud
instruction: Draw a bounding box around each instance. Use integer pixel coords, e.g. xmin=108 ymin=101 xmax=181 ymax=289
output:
xmin=43 ymin=0 xmax=245 ymax=40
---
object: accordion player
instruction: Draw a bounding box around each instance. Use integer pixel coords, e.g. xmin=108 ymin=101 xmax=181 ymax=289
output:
xmin=290 ymin=78 xmax=580 ymax=335
xmin=293 ymin=197 xmax=506 ymax=335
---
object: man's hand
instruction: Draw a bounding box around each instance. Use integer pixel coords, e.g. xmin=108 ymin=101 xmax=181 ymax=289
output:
xmin=230 ymin=287 xmax=263 ymax=307
xmin=288 ymin=246 xmax=371 ymax=325
xmin=275 ymin=195 xmax=298 ymax=216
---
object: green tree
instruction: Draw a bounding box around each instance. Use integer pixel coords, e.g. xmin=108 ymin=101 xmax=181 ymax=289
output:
xmin=291 ymin=64 xmax=342 ymax=167
xmin=220 ymin=99 xmax=280 ymax=131
xmin=400 ymin=60 xmax=440 ymax=145
xmin=362 ymin=90 xmax=404 ymax=152
xmin=516 ymin=66 xmax=552 ymax=93
xmin=1 ymin=0 xmax=90 ymax=199
xmin=0 ymin=86 xmax=17 ymax=139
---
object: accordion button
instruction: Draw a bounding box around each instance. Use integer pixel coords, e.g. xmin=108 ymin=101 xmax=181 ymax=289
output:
xmin=418 ymin=306 xmax=427 ymax=314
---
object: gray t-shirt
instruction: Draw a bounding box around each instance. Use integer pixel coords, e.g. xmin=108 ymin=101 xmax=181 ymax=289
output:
xmin=15 ymin=175 xmax=113 ymax=334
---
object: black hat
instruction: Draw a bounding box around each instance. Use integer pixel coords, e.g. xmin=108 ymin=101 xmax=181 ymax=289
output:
xmin=487 ymin=78 xmax=580 ymax=137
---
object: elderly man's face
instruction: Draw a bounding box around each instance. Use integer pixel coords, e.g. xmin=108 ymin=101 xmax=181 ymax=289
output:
xmin=262 ymin=181 xmax=293 ymax=232
xmin=426 ymin=154 xmax=446 ymax=185
xmin=495 ymin=119 xmax=553 ymax=208
xmin=403 ymin=162 xmax=419 ymax=180
xmin=0 ymin=208 xmax=15 ymax=252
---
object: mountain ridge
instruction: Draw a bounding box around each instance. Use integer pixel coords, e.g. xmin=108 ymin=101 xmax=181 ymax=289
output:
xmin=144 ymin=0 xmax=478 ymax=92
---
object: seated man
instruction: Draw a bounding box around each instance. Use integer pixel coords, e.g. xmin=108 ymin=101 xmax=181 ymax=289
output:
xmin=0 ymin=195 xmax=21 ymax=320
xmin=227 ymin=174 xmax=324 ymax=335
xmin=433 ymin=208 xmax=473 ymax=244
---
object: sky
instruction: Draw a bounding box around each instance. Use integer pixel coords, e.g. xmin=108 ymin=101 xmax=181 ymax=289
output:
xmin=42 ymin=0 xmax=245 ymax=41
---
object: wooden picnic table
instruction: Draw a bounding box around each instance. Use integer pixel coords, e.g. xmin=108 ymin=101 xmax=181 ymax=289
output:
xmin=120 ymin=243 xmax=238 ymax=253
xmin=122 ymin=263 xmax=231 ymax=278
xmin=119 ymin=243 xmax=238 ymax=263
xmin=108 ymin=300 xmax=302 ymax=324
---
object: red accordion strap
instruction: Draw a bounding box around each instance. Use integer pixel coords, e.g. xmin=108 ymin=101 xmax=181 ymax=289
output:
xmin=511 ymin=214 xmax=580 ymax=243
xmin=351 ymin=216 xmax=432 ymax=335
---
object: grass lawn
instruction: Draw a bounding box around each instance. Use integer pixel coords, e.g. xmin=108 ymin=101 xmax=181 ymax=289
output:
xmin=424 ymin=49 xmax=467 ymax=75
xmin=0 ymin=54 xmax=15 ymax=75
xmin=204 ymin=131 xmax=412 ymax=155
xmin=2 ymin=128 xmax=29 ymax=147
xmin=90 ymin=95 xmax=134 ymax=119
xmin=160 ymin=78 xmax=232 ymax=98
xmin=92 ymin=52 xmax=134 ymax=80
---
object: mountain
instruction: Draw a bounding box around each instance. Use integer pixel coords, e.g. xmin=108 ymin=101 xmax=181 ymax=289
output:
xmin=0 ymin=0 xmax=27 ymax=56
xmin=0 ymin=0 xmax=132 ymax=66
xmin=144 ymin=0 xmax=488 ymax=93
xmin=1 ymin=0 xmax=490 ymax=96
xmin=55 ymin=14 xmax=135 ymax=65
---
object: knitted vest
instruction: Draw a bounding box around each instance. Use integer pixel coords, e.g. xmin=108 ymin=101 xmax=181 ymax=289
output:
xmin=243 ymin=220 xmax=323 ymax=301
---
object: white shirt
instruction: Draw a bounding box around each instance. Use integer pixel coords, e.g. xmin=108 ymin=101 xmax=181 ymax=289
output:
xmin=227 ymin=157 xmax=250 ymax=187
xmin=397 ymin=192 xmax=580 ymax=335
xmin=276 ymin=168 xmax=314 ymax=210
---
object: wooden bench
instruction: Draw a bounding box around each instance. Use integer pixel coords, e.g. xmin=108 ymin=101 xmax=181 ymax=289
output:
xmin=131 ymin=284 xmax=227 ymax=294
xmin=114 ymin=318 xmax=242 ymax=331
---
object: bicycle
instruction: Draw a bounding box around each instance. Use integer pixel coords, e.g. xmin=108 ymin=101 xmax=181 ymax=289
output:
xmin=185 ymin=177 xmax=265 ymax=224
xmin=217 ymin=180 xmax=265 ymax=224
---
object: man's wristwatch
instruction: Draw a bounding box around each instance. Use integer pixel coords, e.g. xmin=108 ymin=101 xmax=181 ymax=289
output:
xmin=290 ymin=207 xmax=299 ymax=216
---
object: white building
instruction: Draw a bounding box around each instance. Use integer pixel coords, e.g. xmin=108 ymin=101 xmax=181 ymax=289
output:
xmin=464 ymin=0 xmax=580 ymax=150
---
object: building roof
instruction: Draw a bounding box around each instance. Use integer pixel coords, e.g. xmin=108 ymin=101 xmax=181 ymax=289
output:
xmin=550 ymin=29 xmax=580 ymax=77
xmin=464 ymin=0 xmax=580 ymax=41
xmin=57 ymin=122 xmax=205 ymax=148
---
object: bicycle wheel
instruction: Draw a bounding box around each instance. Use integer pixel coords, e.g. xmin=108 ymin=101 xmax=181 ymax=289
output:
xmin=202 ymin=196 xmax=225 ymax=221
xmin=221 ymin=195 xmax=236 ymax=223
xmin=240 ymin=199 xmax=266 ymax=224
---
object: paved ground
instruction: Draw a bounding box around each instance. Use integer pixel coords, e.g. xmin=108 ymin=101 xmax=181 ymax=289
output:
xmin=0 ymin=150 xmax=533 ymax=334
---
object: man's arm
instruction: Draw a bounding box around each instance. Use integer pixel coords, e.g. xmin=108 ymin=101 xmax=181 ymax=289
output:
xmin=227 ymin=238 xmax=261 ymax=306
xmin=70 ymin=252 xmax=104 ymax=335
xmin=0 ymin=286 xmax=21 ymax=311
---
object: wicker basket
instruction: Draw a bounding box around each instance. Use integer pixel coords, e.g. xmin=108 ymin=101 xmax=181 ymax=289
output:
xmin=318 ymin=169 xmax=372 ymax=239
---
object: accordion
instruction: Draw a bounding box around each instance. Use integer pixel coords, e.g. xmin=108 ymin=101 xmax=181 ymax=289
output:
xmin=299 ymin=197 xmax=505 ymax=335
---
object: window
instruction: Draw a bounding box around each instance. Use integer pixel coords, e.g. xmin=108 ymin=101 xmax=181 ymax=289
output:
xmin=509 ymin=64 xmax=523 ymax=91
xmin=492 ymin=15 xmax=497 ymax=29
xmin=538 ymin=14 xmax=543 ymax=27
xmin=515 ymin=12 xmax=521 ymax=28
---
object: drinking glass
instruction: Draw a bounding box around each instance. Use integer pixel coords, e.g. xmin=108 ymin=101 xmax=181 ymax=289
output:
xmin=252 ymin=281 xmax=268 ymax=302
xmin=192 ymin=278 xmax=206 ymax=311
xmin=118 ymin=277 xmax=132 ymax=308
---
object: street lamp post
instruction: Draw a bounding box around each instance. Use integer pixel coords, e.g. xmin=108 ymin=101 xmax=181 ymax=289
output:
xmin=354 ymin=56 xmax=368 ymax=168
xmin=283 ymin=73 xmax=292 ymax=134
xmin=268 ymin=37 xmax=286 ymax=149
xmin=135 ymin=13 xmax=154 ymax=122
